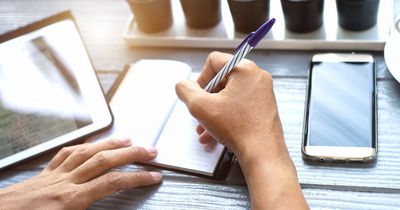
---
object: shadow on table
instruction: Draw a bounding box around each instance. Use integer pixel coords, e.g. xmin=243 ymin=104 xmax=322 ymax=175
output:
xmin=89 ymin=184 xmax=161 ymax=210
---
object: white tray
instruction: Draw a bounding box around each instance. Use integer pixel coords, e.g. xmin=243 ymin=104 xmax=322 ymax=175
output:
xmin=123 ymin=0 xmax=393 ymax=51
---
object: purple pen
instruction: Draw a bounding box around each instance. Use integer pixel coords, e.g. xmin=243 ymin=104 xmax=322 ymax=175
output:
xmin=204 ymin=18 xmax=276 ymax=93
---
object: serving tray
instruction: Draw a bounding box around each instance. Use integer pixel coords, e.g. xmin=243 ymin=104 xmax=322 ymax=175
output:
xmin=124 ymin=0 xmax=393 ymax=51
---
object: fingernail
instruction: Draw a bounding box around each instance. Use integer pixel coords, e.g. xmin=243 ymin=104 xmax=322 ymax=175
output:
xmin=119 ymin=138 xmax=132 ymax=146
xmin=150 ymin=171 xmax=162 ymax=181
xmin=146 ymin=147 xmax=158 ymax=156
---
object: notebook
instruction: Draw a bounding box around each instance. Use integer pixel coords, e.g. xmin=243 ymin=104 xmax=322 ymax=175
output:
xmin=94 ymin=60 xmax=232 ymax=178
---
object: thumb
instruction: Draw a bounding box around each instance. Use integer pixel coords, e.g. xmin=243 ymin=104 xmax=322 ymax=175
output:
xmin=175 ymin=80 xmax=212 ymax=119
xmin=175 ymin=80 xmax=204 ymax=104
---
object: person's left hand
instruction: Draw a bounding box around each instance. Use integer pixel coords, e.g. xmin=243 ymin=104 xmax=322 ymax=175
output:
xmin=0 ymin=138 xmax=162 ymax=210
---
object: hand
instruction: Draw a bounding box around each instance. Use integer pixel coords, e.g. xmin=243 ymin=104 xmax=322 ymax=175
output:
xmin=0 ymin=139 xmax=162 ymax=210
xmin=175 ymin=51 xmax=286 ymax=163
xmin=175 ymin=51 xmax=308 ymax=209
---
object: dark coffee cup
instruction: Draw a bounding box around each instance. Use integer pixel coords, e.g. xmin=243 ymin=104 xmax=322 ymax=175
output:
xmin=228 ymin=0 xmax=270 ymax=34
xmin=127 ymin=0 xmax=173 ymax=33
xmin=281 ymin=0 xmax=324 ymax=33
xmin=336 ymin=0 xmax=379 ymax=31
xmin=180 ymin=0 xmax=221 ymax=29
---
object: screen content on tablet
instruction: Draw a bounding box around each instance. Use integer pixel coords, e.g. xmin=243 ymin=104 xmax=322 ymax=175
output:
xmin=0 ymin=12 xmax=112 ymax=169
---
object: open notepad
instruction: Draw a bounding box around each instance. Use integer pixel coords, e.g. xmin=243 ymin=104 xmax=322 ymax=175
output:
xmin=95 ymin=60 xmax=230 ymax=177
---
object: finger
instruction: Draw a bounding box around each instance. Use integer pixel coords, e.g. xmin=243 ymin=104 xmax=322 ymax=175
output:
xmin=197 ymin=51 xmax=233 ymax=88
xmin=175 ymin=80 xmax=216 ymax=121
xmin=71 ymin=146 xmax=157 ymax=183
xmin=58 ymin=138 xmax=132 ymax=172
xmin=176 ymin=80 xmax=204 ymax=104
xmin=223 ymin=59 xmax=261 ymax=92
xmin=196 ymin=124 xmax=205 ymax=135
xmin=199 ymin=131 xmax=216 ymax=145
xmin=79 ymin=170 xmax=161 ymax=204
xmin=44 ymin=144 xmax=85 ymax=172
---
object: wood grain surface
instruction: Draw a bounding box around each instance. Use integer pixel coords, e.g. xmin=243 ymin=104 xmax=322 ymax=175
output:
xmin=1 ymin=0 xmax=400 ymax=209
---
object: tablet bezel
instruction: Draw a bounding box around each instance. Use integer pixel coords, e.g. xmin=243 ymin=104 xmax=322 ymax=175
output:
xmin=0 ymin=11 xmax=113 ymax=170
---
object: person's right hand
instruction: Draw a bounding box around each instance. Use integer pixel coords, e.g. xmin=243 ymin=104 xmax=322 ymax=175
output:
xmin=175 ymin=51 xmax=287 ymax=164
xmin=175 ymin=51 xmax=308 ymax=209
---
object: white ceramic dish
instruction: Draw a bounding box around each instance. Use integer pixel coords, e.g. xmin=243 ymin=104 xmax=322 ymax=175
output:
xmin=124 ymin=0 xmax=393 ymax=51
xmin=384 ymin=17 xmax=400 ymax=83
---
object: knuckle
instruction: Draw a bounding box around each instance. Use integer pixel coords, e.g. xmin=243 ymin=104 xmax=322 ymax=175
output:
xmin=58 ymin=147 xmax=73 ymax=158
xmin=209 ymin=51 xmax=222 ymax=58
xmin=105 ymin=171 xmax=124 ymax=186
xmin=60 ymin=143 xmax=89 ymax=156
xmin=59 ymin=147 xmax=70 ymax=155
xmin=129 ymin=146 xmax=146 ymax=156
xmin=236 ymin=59 xmax=257 ymax=73
xmin=208 ymin=51 xmax=231 ymax=68
xmin=132 ymin=171 xmax=150 ymax=184
xmin=129 ymin=146 xmax=139 ymax=154
xmin=261 ymin=71 xmax=273 ymax=87
xmin=93 ymin=151 xmax=109 ymax=165
xmin=72 ymin=147 xmax=88 ymax=156
xmin=175 ymin=80 xmax=187 ymax=92
xmin=262 ymin=70 xmax=273 ymax=81
xmin=109 ymin=138 xmax=122 ymax=147
xmin=49 ymin=186 xmax=80 ymax=208
xmin=241 ymin=59 xmax=257 ymax=69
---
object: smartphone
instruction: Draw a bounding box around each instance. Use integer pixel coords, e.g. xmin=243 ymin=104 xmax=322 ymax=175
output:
xmin=302 ymin=53 xmax=377 ymax=163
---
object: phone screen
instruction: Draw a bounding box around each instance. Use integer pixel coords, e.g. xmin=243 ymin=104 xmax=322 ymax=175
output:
xmin=306 ymin=61 xmax=375 ymax=148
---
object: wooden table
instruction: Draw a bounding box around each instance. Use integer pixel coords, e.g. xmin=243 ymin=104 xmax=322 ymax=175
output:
xmin=1 ymin=0 xmax=400 ymax=209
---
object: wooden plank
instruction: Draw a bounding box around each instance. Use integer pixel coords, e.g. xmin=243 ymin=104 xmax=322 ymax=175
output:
xmin=1 ymin=162 xmax=400 ymax=210
xmin=89 ymin=180 xmax=250 ymax=210
xmin=304 ymin=189 xmax=400 ymax=210
xmin=88 ymin=182 xmax=400 ymax=210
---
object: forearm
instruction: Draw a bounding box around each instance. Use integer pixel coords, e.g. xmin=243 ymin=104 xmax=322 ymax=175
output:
xmin=238 ymin=140 xmax=309 ymax=210
xmin=242 ymin=159 xmax=308 ymax=210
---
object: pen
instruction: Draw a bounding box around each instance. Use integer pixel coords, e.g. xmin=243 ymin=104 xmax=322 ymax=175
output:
xmin=204 ymin=18 xmax=276 ymax=92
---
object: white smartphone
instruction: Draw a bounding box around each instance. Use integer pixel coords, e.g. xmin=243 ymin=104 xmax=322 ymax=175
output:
xmin=302 ymin=53 xmax=377 ymax=163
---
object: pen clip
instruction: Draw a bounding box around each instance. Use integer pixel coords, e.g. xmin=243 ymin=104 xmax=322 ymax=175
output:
xmin=235 ymin=32 xmax=254 ymax=53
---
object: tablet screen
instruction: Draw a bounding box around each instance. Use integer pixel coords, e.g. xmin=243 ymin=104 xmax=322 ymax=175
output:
xmin=0 ymin=12 xmax=112 ymax=168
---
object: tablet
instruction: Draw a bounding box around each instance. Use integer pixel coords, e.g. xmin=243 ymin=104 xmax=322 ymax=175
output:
xmin=0 ymin=11 xmax=113 ymax=170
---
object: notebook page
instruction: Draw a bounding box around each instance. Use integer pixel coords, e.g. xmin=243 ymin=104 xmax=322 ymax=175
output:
xmin=94 ymin=60 xmax=191 ymax=147
xmin=151 ymin=74 xmax=225 ymax=176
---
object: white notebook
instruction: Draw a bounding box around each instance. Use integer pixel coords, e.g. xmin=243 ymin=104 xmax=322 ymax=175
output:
xmin=95 ymin=60 xmax=229 ymax=177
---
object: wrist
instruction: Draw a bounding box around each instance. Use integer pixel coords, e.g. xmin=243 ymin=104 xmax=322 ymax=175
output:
xmin=233 ymin=133 xmax=301 ymax=188
xmin=234 ymin=133 xmax=291 ymax=173
xmin=236 ymin=144 xmax=308 ymax=210
xmin=232 ymin=112 xmax=289 ymax=169
xmin=238 ymin=146 xmax=296 ymax=182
